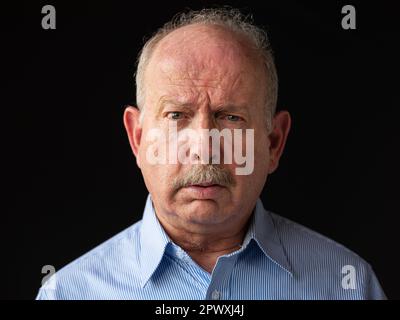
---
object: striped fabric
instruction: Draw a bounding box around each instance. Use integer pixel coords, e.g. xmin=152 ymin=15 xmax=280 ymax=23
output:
xmin=36 ymin=194 xmax=386 ymax=300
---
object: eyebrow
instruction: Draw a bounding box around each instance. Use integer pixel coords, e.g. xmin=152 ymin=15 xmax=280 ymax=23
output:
xmin=156 ymin=98 xmax=194 ymax=118
xmin=215 ymin=105 xmax=250 ymax=115
xmin=156 ymin=97 xmax=250 ymax=118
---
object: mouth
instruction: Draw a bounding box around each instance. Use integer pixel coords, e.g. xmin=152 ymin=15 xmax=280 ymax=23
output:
xmin=183 ymin=182 xmax=225 ymax=199
xmin=189 ymin=182 xmax=221 ymax=188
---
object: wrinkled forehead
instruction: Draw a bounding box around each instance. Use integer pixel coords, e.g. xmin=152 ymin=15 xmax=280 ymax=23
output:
xmin=145 ymin=24 xmax=266 ymax=104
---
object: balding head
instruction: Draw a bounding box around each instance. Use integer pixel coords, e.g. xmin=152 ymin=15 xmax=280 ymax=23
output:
xmin=135 ymin=8 xmax=278 ymax=129
xmin=143 ymin=24 xmax=267 ymax=128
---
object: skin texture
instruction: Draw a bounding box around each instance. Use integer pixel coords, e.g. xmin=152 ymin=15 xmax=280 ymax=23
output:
xmin=124 ymin=24 xmax=291 ymax=273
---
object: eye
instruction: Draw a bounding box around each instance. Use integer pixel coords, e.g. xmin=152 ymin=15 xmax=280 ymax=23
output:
xmin=225 ymin=114 xmax=242 ymax=122
xmin=167 ymin=112 xmax=184 ymax=120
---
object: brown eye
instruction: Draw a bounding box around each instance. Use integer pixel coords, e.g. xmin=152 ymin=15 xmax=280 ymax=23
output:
xmin=168 ymin=112 xmax=183 ymax=120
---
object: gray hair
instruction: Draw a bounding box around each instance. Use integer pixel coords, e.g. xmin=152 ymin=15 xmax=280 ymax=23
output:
xmin=135 ymin=8 xmax=278 ymax=128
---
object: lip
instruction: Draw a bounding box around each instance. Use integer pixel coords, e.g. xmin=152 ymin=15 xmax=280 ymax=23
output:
xmin=191 ymin=182 xmax=217 ymax=187
xmin=183 ymin=184 xmax=225 ymax=199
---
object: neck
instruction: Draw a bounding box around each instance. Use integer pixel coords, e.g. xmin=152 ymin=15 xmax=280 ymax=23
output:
xmin=157 ymin=214 xmax=251 ymax=274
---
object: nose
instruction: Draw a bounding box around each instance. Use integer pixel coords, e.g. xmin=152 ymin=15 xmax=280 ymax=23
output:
xmin=189 ymin=113 xmax=219 ymax=165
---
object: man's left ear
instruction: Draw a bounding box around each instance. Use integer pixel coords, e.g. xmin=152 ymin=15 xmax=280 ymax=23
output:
xmin=267 ymin=110 xmax=291 ymax=174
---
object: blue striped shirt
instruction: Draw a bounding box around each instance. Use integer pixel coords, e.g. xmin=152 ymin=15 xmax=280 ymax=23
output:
xmin=36 ymin=194 xmax=386 ymax=300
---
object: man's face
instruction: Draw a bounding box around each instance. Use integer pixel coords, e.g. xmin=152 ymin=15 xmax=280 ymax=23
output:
xmin=131 ymin=25 xmax=281 ymax=232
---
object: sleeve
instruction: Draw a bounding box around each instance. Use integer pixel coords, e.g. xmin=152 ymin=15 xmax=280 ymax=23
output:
xmin=36 ymin=288 xmax=52 ymax=300
xmin=365 ymin=264 xmax=387 ymax=300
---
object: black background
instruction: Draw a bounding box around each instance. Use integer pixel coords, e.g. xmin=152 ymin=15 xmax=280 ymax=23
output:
xmin=1 ymin=0 xmax=399 ymax=299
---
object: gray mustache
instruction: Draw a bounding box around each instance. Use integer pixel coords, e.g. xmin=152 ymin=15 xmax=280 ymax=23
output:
xmin=172 ymin=165 xmax=236 ymax=190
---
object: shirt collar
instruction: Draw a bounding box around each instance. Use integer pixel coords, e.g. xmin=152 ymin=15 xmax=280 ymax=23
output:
xmin=139 ymin=194 xmax=292 ymax=287
xmin=243 ymin=198 xmax=293 ymax=276
xmin=139 ymin=194 xmax=171 ymax=288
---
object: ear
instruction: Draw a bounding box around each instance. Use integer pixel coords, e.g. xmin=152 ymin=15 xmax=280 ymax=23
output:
xmin=267 ymin=110 xmax=291 ymax=174
xmin=123 ymin=106 xmax=143 ymax=168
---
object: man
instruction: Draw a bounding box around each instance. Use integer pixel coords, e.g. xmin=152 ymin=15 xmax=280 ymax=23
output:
xmin=37 ymin=8 xmax=386 ymax=300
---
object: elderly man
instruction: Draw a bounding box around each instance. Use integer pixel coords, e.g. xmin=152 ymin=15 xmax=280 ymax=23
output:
xmin=37 ymin=8 xmax=386 ymax=300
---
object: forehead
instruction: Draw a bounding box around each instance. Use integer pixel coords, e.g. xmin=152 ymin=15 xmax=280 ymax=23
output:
xmin=145 ymin=24 xmax=266 ymax=107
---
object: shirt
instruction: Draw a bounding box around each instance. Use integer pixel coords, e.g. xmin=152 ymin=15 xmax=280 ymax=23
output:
xmin=36 ymin=194 xmax=386 ymax=300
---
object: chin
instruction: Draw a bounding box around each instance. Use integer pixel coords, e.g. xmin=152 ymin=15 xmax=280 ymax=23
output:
xmin=181 ymin=199 xmax=227 ymax=225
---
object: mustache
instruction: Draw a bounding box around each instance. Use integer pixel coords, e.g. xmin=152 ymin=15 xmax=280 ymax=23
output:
xmin=172 ymin=165 xmax=236 ymax=191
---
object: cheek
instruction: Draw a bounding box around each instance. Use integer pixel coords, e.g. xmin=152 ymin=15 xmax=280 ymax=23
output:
xmin=255 ymin=130 xmax=270 ymax=157
xmin=251 ymin=133 xmax=271 ymax=178
xmin=140 ymin=164 xmax=181 ymax=204
xmin=256 ymin=142 xmax=270 ymax=162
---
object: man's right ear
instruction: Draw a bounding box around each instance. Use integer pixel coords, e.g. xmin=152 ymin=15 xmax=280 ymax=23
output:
xmin=123 ymin=106 xmax=142 ymax=168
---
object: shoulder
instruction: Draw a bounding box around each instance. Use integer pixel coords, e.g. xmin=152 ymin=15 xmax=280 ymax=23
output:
xmin=269 ymin=211 xmax=369 ymax=268
xmin=37 ymin=220 xmax=143 ymax=300
xmin=270 ymin=212 xmax=360 ymax=257
xmin=267 ymin=211 xmax=385 ymax=299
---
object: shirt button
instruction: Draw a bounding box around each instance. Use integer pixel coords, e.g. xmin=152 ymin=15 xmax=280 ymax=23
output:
xmin=211 ymin=290 xmax=221 ymax=300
